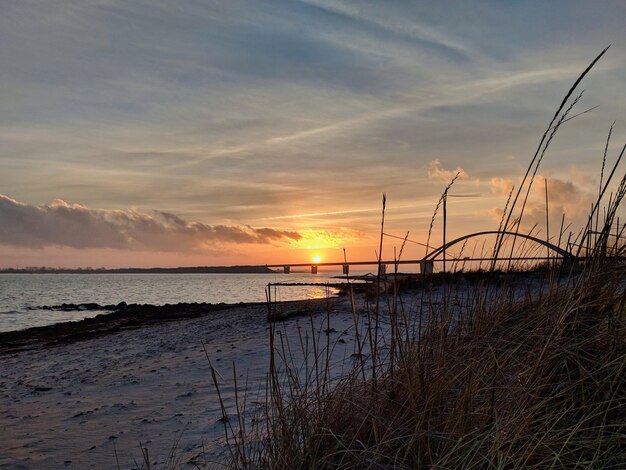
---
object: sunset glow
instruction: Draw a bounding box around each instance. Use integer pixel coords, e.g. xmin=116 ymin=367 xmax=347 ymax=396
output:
xmin=313 ymin=255 xmax=322 ymax=264
xmin=292 ymin=229 xmax=363 ymax=251
xmin=0 ymin=2 xmax=625 ymax=268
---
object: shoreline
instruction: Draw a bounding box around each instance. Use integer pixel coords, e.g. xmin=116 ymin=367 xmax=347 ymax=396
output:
xmin=0 ymin=269 xmax=557 ymax=355
xmin=0 ymin=266 xmax=278 ymax=274
xmin=0 ymin=297 xmax=342 ymax=356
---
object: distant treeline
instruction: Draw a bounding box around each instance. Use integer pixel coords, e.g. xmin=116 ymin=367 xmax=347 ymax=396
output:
xmin=0 ymin=265 xmax=277 ymax=274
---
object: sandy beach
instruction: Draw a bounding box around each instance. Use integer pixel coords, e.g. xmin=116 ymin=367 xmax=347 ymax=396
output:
xmin=0 ymin=296 xmax=363 ymax=469
xmin=0 ymin=277 xmax=558 ymax=469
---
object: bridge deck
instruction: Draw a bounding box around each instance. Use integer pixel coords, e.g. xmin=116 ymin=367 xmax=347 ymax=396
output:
xmin=266 ymin=256 xmax=567 ymax=268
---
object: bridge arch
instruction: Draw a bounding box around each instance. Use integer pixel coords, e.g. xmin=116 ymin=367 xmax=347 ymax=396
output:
xmin=423 ymin=230 xmax=574 ymax=261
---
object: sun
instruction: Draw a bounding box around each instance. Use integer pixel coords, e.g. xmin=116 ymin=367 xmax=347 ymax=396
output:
xmin=312 ymin=255 xmax=321 ymax=264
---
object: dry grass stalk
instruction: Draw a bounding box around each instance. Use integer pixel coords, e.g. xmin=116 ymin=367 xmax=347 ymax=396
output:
xmin=214 ymin=48 xmax=625 ymax=470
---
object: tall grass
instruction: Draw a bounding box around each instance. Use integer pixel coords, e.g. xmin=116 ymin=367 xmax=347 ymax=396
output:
xmin=216 ymin=49 xmax=625 ymax=469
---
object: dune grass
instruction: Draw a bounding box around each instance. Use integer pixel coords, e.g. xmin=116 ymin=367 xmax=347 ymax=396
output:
xmin=251 ymin=265 xmax=625 ymax=469
xmin=213 ymin=48 xmax=626 ymax=469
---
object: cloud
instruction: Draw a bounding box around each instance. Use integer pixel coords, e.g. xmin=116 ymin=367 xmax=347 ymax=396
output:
xmin=490 ymin=177 xmax=515 ymax=196
xmin=488 ymin=207 xmax=505 ymax=223
xmin=295 ymin=0 xmax=472 ymax=63
xmin=427 ymin=159 xmax=468 ymax=182
xmin=528 ymin=177 xmax=594 ymax=220
xmin=487 ymin=175 xmax=597 ymax=237
xmin=0 ymin=195 xmax=301 ymax=251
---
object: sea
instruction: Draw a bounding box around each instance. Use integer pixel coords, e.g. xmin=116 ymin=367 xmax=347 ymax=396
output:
xmin=0 ymin=270 xmax=365 ymax=333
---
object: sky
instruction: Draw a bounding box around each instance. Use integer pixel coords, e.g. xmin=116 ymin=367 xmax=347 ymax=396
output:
xmin=1 ymin=0 xmax=625 ymax=268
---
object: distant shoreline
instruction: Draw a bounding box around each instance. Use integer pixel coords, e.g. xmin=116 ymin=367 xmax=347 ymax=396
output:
xmin=0 ymin=265 xmax=277 ymax=274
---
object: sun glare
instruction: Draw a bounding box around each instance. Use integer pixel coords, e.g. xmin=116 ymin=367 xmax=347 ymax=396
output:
xmin=313 ymin=255 xmax=321 ymax=264
xmin=294 ymin=229 xmax=359 ymax=250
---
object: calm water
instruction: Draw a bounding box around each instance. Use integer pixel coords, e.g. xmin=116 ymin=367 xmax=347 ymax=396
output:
xmin=0 ymin=271 xmax=357 ymax=332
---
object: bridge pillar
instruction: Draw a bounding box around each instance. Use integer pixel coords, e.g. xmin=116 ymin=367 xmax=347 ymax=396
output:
xmin=311 ymin=265 xmax=318 ymax=274
xmin=283 ymin=266 xmax=290 ymax=274
xmin=420 ymin=260 xmax=434 ymax=275
xmin=342 ymin=264 xmax=350 ymax=275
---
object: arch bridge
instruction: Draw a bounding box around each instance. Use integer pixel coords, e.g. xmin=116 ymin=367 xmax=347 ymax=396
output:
xmin=424 ymin=230 xmax=573 ymax=261
xmin=266 ymin=230 xmax=576 ymax=274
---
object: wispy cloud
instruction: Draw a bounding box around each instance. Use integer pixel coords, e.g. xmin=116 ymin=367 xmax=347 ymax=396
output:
xmin=262 ymin=207 xmax=379 ymax=220
xmin=202 ymin=63 xmax=604 ymax=159
xmin=295 ymin=0 xmax=473 ymax=62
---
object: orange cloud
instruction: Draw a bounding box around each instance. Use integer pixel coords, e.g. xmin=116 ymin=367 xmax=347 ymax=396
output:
xmin=490 ymin=177 xmax=515 ymax=196
xmin=427 ymin=159 xmax=468 ymax=182
xmin=487 ymin=175 xmax=597 ymax=237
